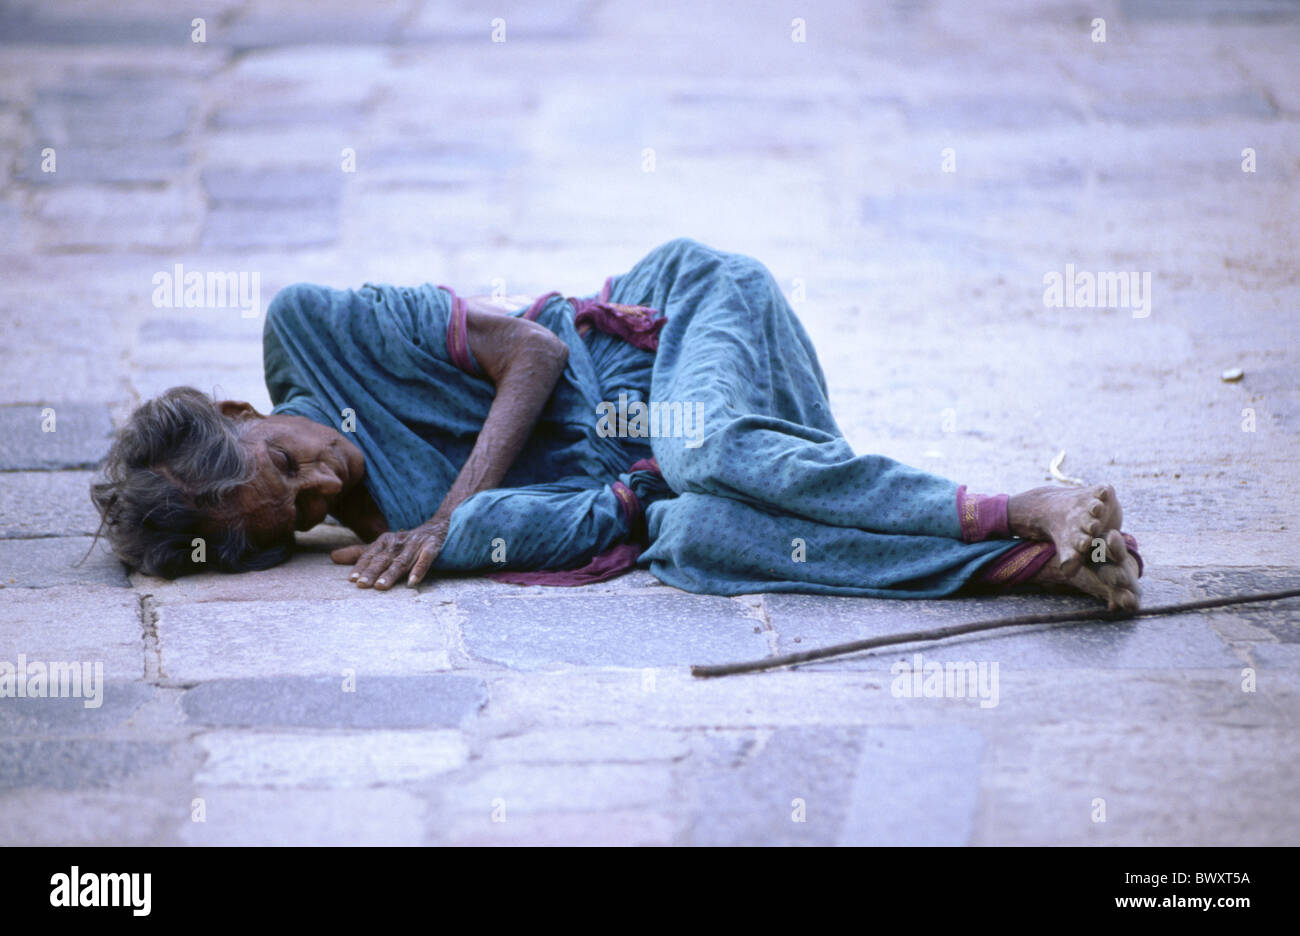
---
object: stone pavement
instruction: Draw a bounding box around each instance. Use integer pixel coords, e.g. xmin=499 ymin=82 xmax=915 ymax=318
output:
xmin=1 ymin=0 xmax=1298 ymax=845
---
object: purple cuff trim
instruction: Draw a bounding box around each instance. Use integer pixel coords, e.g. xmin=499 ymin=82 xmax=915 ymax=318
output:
xmin=438 ymin=284 xmax=481 ymax=377
xmin=524 ymin=291 xmax=560 ymax=322
xmin=979 ymin=541 xmax=1055 ymax=587
xmin=979 ymin=531 xmax=1144 ymax=589
xmin=956 ymin=486 xmax=1011 ymax=543
xmin=599 ymin=276 xmax=613 ymax=302
xmin=1122 ymin=532 xmax=1143 ymax=578
xmin=486 ymin=543 xmax=642 ymax=587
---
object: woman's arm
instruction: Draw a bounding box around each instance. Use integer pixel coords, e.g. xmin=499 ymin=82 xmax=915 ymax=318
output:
xmin=334 ymin=303 xmax=569 ymax=589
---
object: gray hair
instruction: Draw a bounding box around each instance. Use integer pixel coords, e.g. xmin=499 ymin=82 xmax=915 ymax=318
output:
xmin=90 ymin=386 xmax=292 ymax=578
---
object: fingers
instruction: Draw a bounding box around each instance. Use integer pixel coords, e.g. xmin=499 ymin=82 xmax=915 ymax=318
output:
xmin=407 ymin=545 xmax=439 ymax=587
xmin=330 ymin=545 xmax=365 ymax=565
xmin=351 ymin=538 xmax=397 ymax=587
xmin=344 ymin=526 xmax=444 ymax=591
xmin=372 ymin=545 xmax=420 ymax=590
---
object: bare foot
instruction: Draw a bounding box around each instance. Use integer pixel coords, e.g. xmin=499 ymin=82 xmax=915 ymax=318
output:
xmin=1008 ymin=484 xmax=1123 ymax=576
xmin=1030 ymin=529 xmax=1141 ymax=612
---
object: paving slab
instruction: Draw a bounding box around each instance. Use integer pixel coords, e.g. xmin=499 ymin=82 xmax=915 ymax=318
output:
xmin=0 ymin=681 xmax=155 ymax=736
xmin=0 ymin=470 xmax=100 ymax=536
xmin=416 ymin=567 xmax=671 ymax=603
xmin=202 ymin=167 xmax=344 ymax=206
xmin=194 ymin=729 xmax=468 ymax=788
xmin=449 ymin=593 xmax=770 ymax=670
xmin=0 ymin=536 xmax=129 ymax=588
xmin=974 ymin=721 xmax=1300 ymax=845
xmin=221 ymin=0 xmax=410 ymax=47
xmin=180 ymin=787 xmax=427 ymax=846
xmin=438 ymin=808 xmax=678 ymax=846
xmin=201 ymin=205 xmax=340 ymax=251
xmin=29 ymin=184 xmax=201 ymax=252
xmin=15 ymin=141 xmax=192 ymax=185
xmin=0 ymin=586 xmax=142 ymax=679
xmin=483 ymin=726 xmax=692 ymax=764
xmin=435 ymin=762 xmax=678 ymax=816
xmin=0 ymin=4 xmax=239 ymax=46
xmin=30 ymin=78 xmax=197 ymax=145
xmin=154 ymin=598 xmax=455 ymax=683
xmin=1188 ymin=568 xmax=1300 ymax=642
xmin=839 ymin=725 xmax=985 ymax=846
xmin=481 ymin=666 xmax=1292 ymax=732
xmin=0 ymin=739 xmax=172 ymax=791
xmin=132 ymin=545 xmax=403 ymax=604
xmin=405 ymin=0 xmax=595 ymax=40
xmin=681 ymin=727 xmax=864 ymax=846
xmin=181 ymin=674 xmax=487 ymax=729
xmin=902 ymin=94 xmax=1086 ymax=131
xmin=0 ymin=790 xmax=185 ymax=846
xmin=0 ymin=405 xmax=113 ymax=470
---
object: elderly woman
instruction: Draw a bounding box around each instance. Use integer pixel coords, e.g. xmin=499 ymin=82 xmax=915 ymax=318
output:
xmin=92 ymin=239 xmax=1142 ymax=609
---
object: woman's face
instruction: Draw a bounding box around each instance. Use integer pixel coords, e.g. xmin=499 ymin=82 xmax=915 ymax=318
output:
xmin=219 ymin=404 xmax=366 ymax=547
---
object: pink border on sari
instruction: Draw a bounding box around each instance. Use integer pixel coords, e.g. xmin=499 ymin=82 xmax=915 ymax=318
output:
xmin=437 ymin=284 xmax=481 ymax=377
xmin=956 ymin=485 xmax=1011 ymax=543
xmin=524 ymin=291 xmax=561 ymax=322
xmin=979 ymin=532 xmax=1144 ymax=588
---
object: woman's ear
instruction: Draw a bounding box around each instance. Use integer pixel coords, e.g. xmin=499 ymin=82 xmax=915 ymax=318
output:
xmin=218 ymin=400 xmax=263 ymax=421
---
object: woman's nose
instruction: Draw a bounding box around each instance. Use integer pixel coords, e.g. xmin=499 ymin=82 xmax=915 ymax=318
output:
xmin=302 ymin=462 xmax=343 ymax=495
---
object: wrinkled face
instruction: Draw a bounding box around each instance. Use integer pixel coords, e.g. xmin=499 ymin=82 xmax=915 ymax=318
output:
xmin=221 ymin=408 xmax=366 ymax=548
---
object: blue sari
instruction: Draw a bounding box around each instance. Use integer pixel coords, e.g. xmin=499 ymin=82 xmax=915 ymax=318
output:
xmin=264 ymin=239 xmax=1019 ymax=597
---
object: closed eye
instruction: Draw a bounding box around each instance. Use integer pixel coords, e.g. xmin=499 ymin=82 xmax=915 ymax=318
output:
xmin=269 ymin=445 xmax=297 ymax=476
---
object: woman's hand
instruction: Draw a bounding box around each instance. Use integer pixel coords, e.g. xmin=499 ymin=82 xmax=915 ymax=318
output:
xmin=330 ymin=520 xmax=448 ymax=589
xmin=327 ymin=302 xmax=566 ymax=593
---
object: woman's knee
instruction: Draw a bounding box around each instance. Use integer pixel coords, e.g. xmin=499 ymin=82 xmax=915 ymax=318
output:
xmin=265 ymin=282 xmax=328 ymax=330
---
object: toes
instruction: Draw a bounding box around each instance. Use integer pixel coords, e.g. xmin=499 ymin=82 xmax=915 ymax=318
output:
xmin=1109 ymin=586 xmax=1139 ymax=614
xmin=1105 ymin=529 xmax=1128 ymax=563
xmin=1067 ymin=533 xmax=1096 ymax=571
xmin=1068 ymin=564 xmax=1112 ymax=603
xmin=1089 ymin=499 xmax=1105 ymax=518
xmin=1096 ymin=562 xmax=1127 ymax=587
xmin=1094 ymin=484 xmax=1113 ymax=502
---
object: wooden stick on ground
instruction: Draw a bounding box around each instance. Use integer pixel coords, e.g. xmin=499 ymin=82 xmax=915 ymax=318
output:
xmin=690 ymin=588 xmax=1300 ymax=678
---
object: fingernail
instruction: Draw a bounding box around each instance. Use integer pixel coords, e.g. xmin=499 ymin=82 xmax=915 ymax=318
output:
xmin=377 ymin=578 xmax=387 ymax=586
xmin=358 ymin=577 xmax=369 ymax=585
xmin=349 ymin=574 xmax=359 ymax=581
